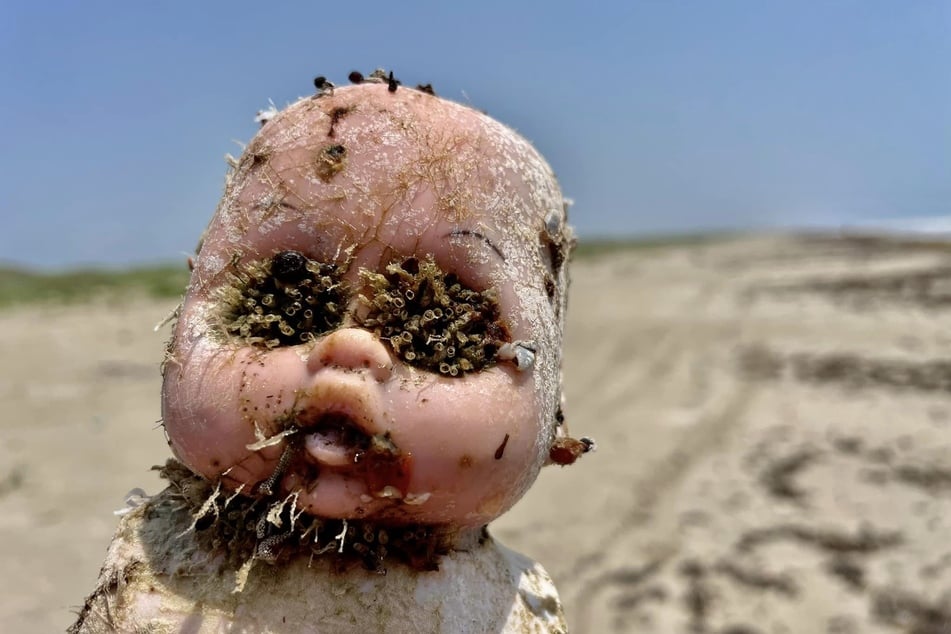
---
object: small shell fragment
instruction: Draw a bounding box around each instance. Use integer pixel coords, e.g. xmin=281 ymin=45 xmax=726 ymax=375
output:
xmin=544 ymin=210 xmax=563 ymax=237
xmin=403 ymin=492 xmax=432 ymax=506
xmin=246 ymin=427 xmax=298 ymax=451
xmin=373 ymin=485 xmax=403 ymax=499
xmin=498 ymin=341 xmax=537 ymax=372
xmin=254 ymin=102 xmax=279 ymax=126
xmin=113 ymin=488 xmax=151 ymax=516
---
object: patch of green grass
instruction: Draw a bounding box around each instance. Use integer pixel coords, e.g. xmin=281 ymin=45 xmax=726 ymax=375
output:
xmin=0 ymin=264 xmax=190 ymax=309
xmin=573 ymin=232 xmax=735 ymax=258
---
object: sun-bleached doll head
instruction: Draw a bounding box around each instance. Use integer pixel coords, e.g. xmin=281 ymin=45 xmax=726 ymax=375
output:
xmin=161 ymin=76 xmax=588 ymax=533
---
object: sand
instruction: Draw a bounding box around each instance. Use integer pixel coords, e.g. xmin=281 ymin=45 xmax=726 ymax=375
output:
xmin=3 ymin=234 xmax=950 ymax=633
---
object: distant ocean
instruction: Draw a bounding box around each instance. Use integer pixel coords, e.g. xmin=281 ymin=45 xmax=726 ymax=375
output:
xmin=840 ymin=216 xmax=951 ymax=236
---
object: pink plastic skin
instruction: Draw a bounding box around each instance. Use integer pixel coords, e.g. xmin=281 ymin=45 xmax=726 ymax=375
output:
xmin=161 ymin=84 xmax=567 ymax=529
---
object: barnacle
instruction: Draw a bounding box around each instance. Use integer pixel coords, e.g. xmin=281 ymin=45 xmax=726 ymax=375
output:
xmin=314 ymin=143 xmax=347 ymax=181
xmin=157 ymin=459 xmax=449 ymax=575
xmin=215 ymin=250 xmax=348 ymax=348
xmin=357 ymin=256 xmax=509 ymax=376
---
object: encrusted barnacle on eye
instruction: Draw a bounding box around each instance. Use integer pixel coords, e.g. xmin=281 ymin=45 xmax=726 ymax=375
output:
xmin=215 ymin=250 xmax=348 ymax=348
xmin=356 ymin=255 xmax=509 ymax=375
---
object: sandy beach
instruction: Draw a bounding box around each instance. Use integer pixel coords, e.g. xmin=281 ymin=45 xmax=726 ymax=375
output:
xmin=3 ymin=234 xmax=950 ymax=633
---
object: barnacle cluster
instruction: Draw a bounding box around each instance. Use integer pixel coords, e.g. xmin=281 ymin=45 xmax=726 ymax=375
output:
xmin=215 ymin=250 xmax=347 ymax=348
xmin=252 ymin=491 xmax=449 ymax=573
xmin=154 ymin=460 xmax=450 ymax=576
xmin=357 ymin=256 xmax=508 ymax=376
xmin=212 ymin=251 xmax=508 ymax=371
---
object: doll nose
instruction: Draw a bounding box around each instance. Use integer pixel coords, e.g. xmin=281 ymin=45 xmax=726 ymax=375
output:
xmin=307 ymin=328 xmax=394 ymax=382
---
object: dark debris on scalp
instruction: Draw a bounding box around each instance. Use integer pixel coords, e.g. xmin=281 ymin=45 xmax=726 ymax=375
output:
xmin=340 ymin=68 xmax=434 ymax=95
xmin=315 ymin=143 xmax=348 ymax=181
xmin=313 ymin=76 xmax=335 ymax=96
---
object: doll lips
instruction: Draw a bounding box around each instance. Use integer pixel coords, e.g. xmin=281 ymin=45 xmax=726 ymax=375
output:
xmin=295 ymin=410 xmax=413 ymax=503
xmin=301 ymin=414 xmax=371 ymax=467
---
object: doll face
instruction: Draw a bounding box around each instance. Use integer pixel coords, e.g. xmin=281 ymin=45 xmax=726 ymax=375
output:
xmin=161 ymin=84 xmax=570 ymax=527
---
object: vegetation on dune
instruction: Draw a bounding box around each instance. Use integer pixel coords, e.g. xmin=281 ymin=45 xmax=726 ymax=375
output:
xmin=0 ymin=235 xmax=733 ymax=309
xmin=572 ymin=232 xmax=733 ymax=258
xmin=0 ymin=264 xmax=191 ymax=309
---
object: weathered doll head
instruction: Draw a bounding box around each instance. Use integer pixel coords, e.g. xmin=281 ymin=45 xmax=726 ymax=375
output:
xmin=162 ymin=76 xmax=587 ymax=536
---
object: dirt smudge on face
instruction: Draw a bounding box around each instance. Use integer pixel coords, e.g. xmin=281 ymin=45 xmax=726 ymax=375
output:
xmin=327 ymin=105 xmax=355 ymax=138
xmin=494 ymin=434 xmax=509 ymax=460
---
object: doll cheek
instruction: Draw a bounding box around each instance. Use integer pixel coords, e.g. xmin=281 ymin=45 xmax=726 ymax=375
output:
xmin=162 ymin=312 xmax=309 ymax=480
xmin=162 ymin=346 xmax=263 ymax=478
xmin=387 ymin=374 xmax=542 ymax=518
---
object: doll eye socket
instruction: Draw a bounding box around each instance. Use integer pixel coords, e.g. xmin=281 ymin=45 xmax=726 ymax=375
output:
xmin=356 ymin=255 xmax=509 ymax=376
xmin=215 ymin=250 xmax=349 ymax=348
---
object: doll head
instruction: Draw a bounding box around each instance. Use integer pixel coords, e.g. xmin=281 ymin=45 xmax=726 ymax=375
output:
xmin=161 ymin=75 xmax=586 ymax=531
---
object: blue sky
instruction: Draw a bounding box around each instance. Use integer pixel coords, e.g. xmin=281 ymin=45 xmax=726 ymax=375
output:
xmin=2 ymin=1 xmax=948 ymax=268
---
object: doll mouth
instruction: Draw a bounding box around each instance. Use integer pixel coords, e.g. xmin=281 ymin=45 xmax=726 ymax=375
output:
xmin=300 ymin=413 xmax=372 ymax=467
xmin=291 ymin=411 xmax=414 ymax=502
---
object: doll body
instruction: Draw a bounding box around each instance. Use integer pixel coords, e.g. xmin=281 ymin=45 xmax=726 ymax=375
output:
xmin=71 ymin=465 xmax=567 ymax=633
